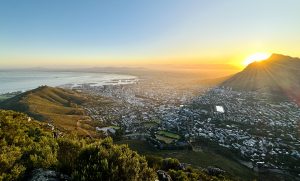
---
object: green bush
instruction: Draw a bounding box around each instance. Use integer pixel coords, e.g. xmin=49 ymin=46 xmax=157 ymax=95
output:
xmin=72 ymin=138 xmax=157 ymax=181
xmin=145 ymin=155 xmax=163 ymax=170
xmin=168 ymin=169 xmax=189 ymax=181
xmin=0 ymin=110 xmax=157 ymax=181
xmin=0 ymin=110 xmax=58 ymax=181
xmin=57 ymin=137 xmax=85 ymax=175
xmin=161 ymin=158 xmax=181 ymax=171
xmin=0 ymin=110 xmax=232 ymax=181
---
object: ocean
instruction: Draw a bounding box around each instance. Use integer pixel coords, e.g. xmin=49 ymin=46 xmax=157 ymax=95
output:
xmin=0 ymin=70 xmax=137 ymax=94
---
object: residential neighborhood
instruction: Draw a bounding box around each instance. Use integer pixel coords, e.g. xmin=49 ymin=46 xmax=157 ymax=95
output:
xmin=73 ymin=78 xmax=300 ymax=174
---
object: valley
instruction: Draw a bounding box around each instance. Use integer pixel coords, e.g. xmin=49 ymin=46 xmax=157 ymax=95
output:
xmin=1 ymin=54 xmax=300 ymax=180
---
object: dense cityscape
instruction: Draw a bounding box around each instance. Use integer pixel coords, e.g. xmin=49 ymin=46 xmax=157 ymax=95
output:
xmin=71 ymin=76 xmax=300 ymax=178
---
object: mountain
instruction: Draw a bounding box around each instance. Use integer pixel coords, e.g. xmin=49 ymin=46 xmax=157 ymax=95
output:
xmin=199 ymin=75 xmax=233 ymax=87
xmin=0 ymin=86 xmax=97 ymax=136
xmin=221 ymin=54 xmax=300 ymax=102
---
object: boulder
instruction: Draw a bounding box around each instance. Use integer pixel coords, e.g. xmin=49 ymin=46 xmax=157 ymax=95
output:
xmin=29 ymin=169 xmax=70 ymax=181
xmin=157 ymin=170 xmax=172 ymax=181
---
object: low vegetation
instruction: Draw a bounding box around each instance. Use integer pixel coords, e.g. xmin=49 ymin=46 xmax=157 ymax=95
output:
xmin=0 ymin=86 xmax=100 ymax=137
xmin=0 ymin=110 xmax=156 ymax=181
xmin=0 ymin=110 xmax=232 ymax=181
xmin=157 ymin=130 xmax=181 ymax=139
xmin=117 ymin=139 xmax=257 ymax=180
xmin=155 ymin=134 xmax=176 ymax=144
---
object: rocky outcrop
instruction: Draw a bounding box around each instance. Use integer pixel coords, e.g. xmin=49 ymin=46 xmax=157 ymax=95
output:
xmin=157 ymin=170 xmax=172 ymax=181
xmin=29 ymin=169 xmax=70 ymax=181
xmin=206 ymin=166 xmax=226 ymax=176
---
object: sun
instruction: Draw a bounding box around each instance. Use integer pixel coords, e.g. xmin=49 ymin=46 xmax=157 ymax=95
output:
xmin=243 ymin=52 xmax=271 ymax=66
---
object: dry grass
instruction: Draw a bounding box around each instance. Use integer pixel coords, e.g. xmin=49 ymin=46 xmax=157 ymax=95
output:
xmin=0 ymin=86 xmax=99 ymax=137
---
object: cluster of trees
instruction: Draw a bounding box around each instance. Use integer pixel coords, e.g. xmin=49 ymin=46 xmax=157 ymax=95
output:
xmin=0 ymin=110 xmax=58 ymax=180
xmin=146 ymin=156 xmax=230 ymax=181
xmin=0 ymin=110 xmax=156 ymax=181
xmin=0 ymin=110 xmax=230 ymax=181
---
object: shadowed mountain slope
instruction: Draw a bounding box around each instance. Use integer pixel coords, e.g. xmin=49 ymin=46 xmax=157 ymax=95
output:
xmin=221 ymin=54 xmax=300 ymax=103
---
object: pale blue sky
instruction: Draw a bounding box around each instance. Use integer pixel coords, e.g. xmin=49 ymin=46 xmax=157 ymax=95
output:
xmin=0 ymin=0 xmax=299 ymax=67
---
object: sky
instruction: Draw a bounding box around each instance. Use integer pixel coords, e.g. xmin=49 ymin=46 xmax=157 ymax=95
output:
xmin=0 ymin=0 xmax=300 ymax=69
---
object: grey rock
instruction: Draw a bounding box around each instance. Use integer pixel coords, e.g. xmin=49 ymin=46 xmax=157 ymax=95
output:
xmin=206 ymin=166 xmax=226 ymax=176
xmin=29 ymin=169 xmax=70 ymax=181
xmin=157 ymin=170 xmax=172 ymax=181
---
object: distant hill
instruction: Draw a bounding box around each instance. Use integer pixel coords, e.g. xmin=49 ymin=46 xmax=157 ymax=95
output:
xmin=221 ymin=54 xmax=300 ymax=103
xmin=199 ymin=75 xmax=233 ymax=87
xmin=0 ymin=86 xmax=97 ymax=136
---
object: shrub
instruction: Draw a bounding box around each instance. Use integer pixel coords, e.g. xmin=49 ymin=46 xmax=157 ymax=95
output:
xmin=0 ymin=110 xmax=57 ymax=181
xmin=72 ymin=138 xmax=157 ymax=181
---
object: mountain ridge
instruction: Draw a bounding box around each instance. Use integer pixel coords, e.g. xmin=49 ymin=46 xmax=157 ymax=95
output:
xmin=221 ymin=53 xmax=300 ymax=103
xmin=0 ymin=86 xmax=97 ymax=136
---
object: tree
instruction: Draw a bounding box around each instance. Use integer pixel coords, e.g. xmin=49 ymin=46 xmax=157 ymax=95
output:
xmin=161 ymin=158 xmax=180 ymax=171
xmin=72 ymin=138 xmax=157 ymax=181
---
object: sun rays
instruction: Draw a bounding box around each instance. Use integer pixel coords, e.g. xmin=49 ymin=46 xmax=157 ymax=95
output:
xmin=243 ymin=53 xmax=272 ymax=66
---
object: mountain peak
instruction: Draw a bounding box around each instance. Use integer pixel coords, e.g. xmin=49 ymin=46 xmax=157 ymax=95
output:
xmin=263 ymin=53 xmax=297 ymax=63
xmin=268 ymin=53 xmax=293 ymax=60
xmin=244 ymin=53 xmax=300 ymax=69
xmin=0 ymin=86 xmax=93 ymax=135
xmin=222 ymin=54 xmax=300 ymax=103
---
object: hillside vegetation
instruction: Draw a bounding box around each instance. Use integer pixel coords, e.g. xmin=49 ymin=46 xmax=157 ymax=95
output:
xmin=0 ymin=110 xmax=232 ymax=181
xmin=0 ymin=86 xmax=97 ymax=136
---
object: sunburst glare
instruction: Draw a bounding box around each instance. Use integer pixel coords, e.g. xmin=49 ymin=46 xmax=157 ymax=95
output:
xmin=243 ymin=52 xmax=272 ymax=66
